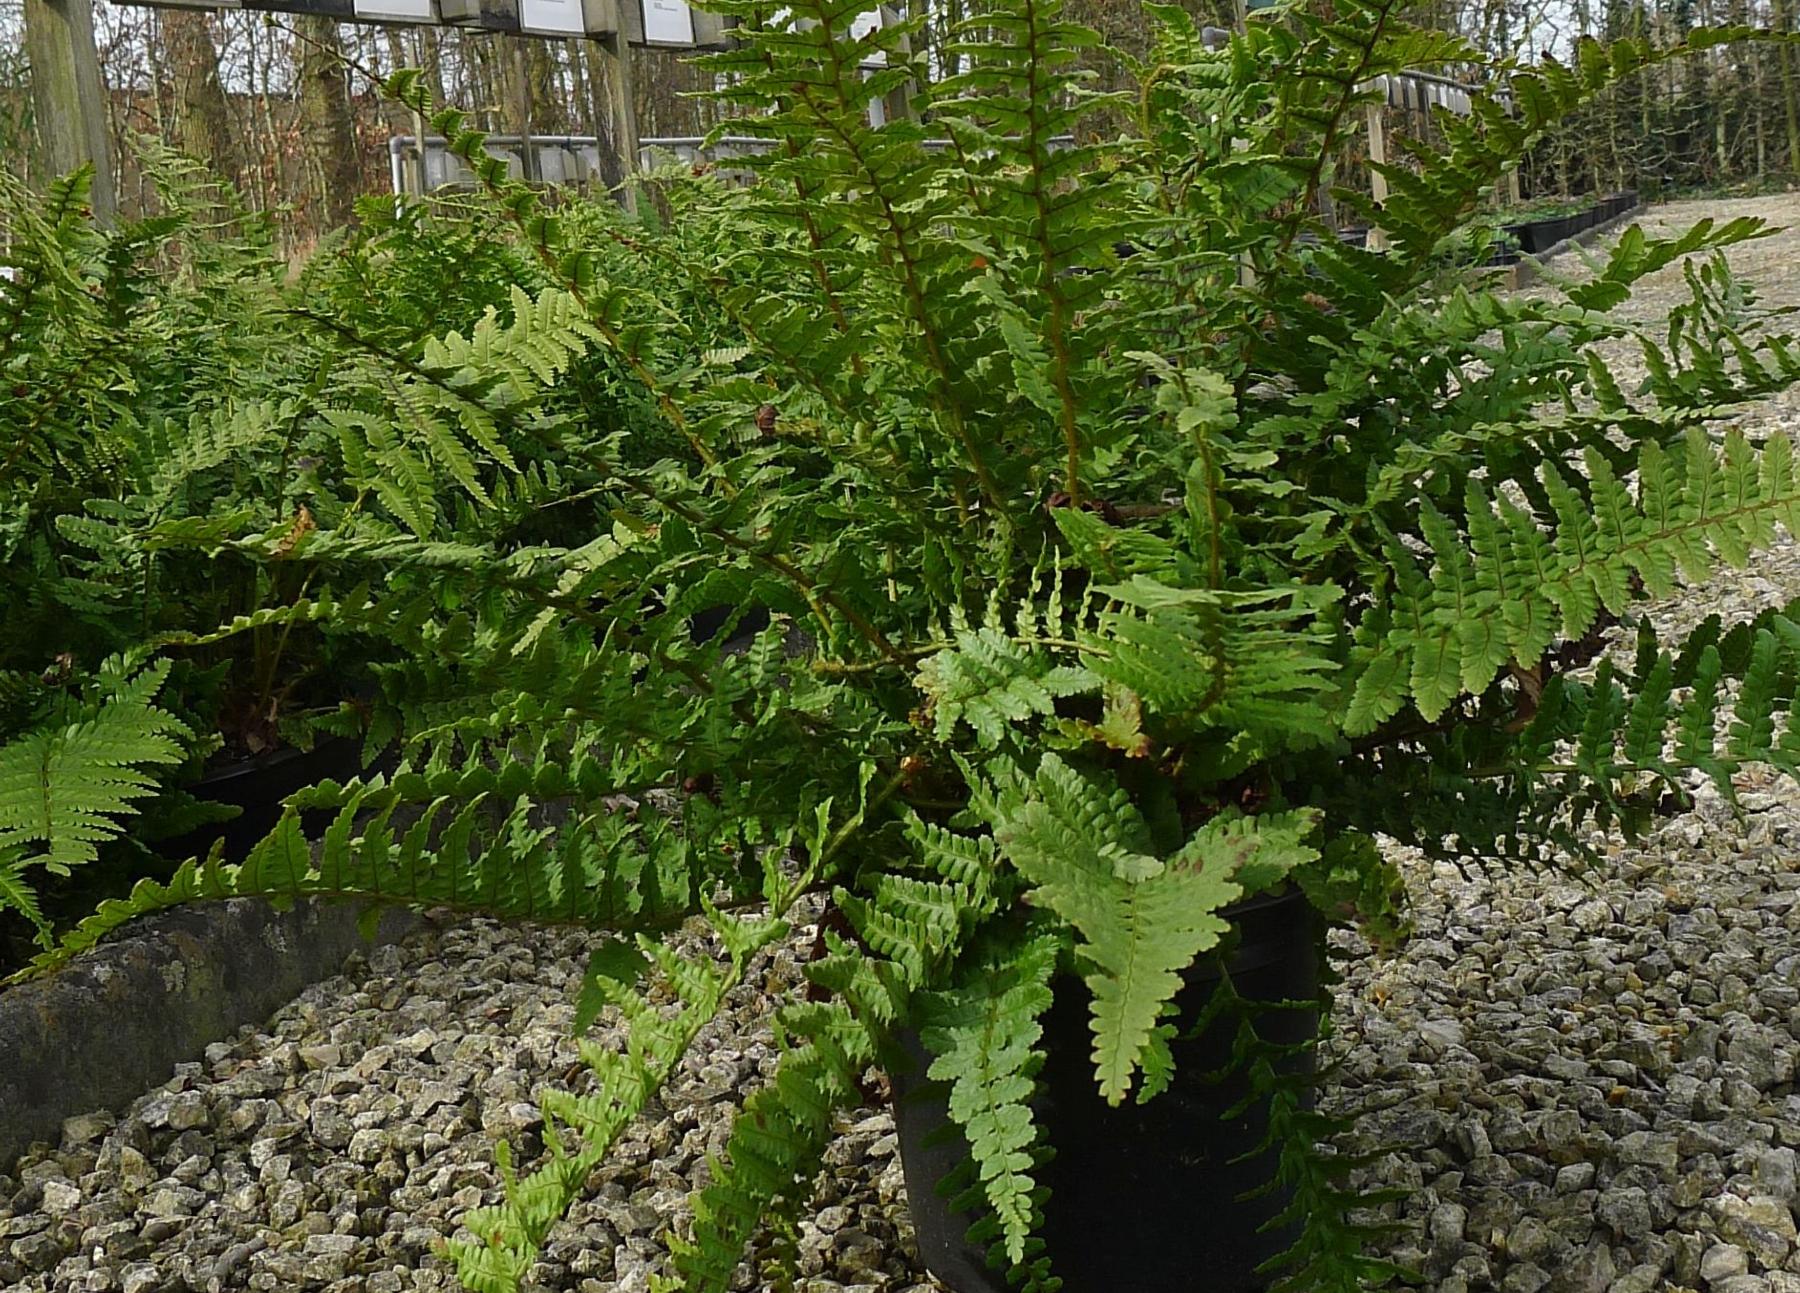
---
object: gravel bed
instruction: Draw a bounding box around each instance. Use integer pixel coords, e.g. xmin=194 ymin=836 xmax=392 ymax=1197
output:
xmin=4 ymin=192 xmax=1800 ymax=1293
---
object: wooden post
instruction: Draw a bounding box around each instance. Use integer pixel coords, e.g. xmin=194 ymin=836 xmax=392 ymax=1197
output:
xmin=510 ymin=37 xmax=538 ymax=182
xmin=411 ymin=105 xmax=431 ymax=195
xmin=882 ymin=4 xmax=917 ymax=125
xmin=1364 ymin=101 xmax=1389 ymax=252
xmin=597 ymin=32 xmax=640 ymax=215
xmin=22 ymin=0 xmax=115 ymax=222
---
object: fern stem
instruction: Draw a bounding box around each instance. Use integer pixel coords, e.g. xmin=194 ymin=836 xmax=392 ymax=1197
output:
xmin=779 ymin=70 xmax=1012 ymax=525
xmin=1275 ymin=0 xmax=1402 ymax=258
xmin=1017 ymin=0 xmax=1085 ymax=505
xmin=588 ymin=454 xmax=909 ymax=665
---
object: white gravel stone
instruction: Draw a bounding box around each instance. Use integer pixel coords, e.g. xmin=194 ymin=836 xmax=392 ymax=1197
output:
xmin=1702 ymin=1241 xmax=1751 ymax=1282
xmin=38 ymin=1180 xmax=80 ymax=1217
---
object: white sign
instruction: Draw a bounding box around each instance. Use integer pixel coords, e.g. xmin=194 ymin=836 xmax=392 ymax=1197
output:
xmin=354 ymin=0 xmax=435 ymax=20
xmin=849 ymin=7 xmax=884 ymax=66
xmin=641 ymin=0 xmax=694 ymax=44
xmin=522 ymin=0 xmax=583 ymax=33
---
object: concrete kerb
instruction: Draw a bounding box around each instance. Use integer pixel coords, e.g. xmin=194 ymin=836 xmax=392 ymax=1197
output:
xmin=0 ymin=897 xmax=418 ymax=1170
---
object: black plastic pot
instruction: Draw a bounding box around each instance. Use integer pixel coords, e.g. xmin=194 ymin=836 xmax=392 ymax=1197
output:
xmin=1517 ymin=215 xmax=1574 ymax=254
xmin=893 ymin=887 xmax=1322 ymax=1293
xmin=159 ymin=737 xmax=374 ymax=864
xmin=687 ymin=603 xmax=771 ymax=646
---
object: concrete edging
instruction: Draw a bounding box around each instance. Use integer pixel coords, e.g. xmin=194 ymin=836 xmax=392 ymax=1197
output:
xmin=0 ymin=897 xmax=417 ymax=1170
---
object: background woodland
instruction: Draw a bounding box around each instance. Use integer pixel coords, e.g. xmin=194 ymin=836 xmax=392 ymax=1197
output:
xmin=4 ymin=0 xmax=1800 ymax=252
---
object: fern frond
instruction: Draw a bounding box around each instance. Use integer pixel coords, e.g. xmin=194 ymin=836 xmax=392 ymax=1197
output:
xmin=0 ymin=849 xmax=50 ymax=945
xmin=668 ymin=1008 xmax=871 ymax=1292
xmin=0 ymin=662 xmax=186 ymax=877
xmin=1350 ymin=429 xmax=1800 ymax=732
xmin=917 ymin=931 xmax=1059 ymax=1266
xmin=993 ymin=754 xmax=1265 ymax=1103
xmin=918 ymin=619 xmax=1100 ymax=747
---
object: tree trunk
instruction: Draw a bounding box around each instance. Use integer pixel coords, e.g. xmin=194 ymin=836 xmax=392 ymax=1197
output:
xmin=295 ymin=16 xmax=362 ymax=230
xmin=1755 ymin=43 xmax=1768 ymax=179
xmin=526 ymin=41 xmax=564 ymax=134
xmin=419 ymin=26 xmax=446 ymax=107
xmin=161 ymin=10 xmax=238 ymax=185
xmin=1779 ymin=0 xmax=1800 ymax=172
xmin=581 ymin=39 xmax=626 ymax=190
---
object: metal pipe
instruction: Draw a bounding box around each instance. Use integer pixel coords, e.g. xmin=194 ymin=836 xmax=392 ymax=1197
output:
xmin=388 ymin=136 xmax=408 ymax=203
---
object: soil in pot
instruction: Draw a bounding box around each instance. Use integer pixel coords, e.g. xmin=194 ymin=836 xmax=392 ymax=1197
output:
xmin=893 ymin=887 xmax=1322 ymax=1293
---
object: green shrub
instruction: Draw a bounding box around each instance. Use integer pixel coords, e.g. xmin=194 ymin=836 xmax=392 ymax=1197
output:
xmin=14 ymin=2 xmax=1800 ymax=1290
xmin=0 ymin=152 xmax=692 ymax=950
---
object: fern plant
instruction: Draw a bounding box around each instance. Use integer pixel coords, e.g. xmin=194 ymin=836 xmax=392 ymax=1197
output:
xmin=0 ymin=658 xmax=188 ymax=950
xmin=0 ymin=150 xmax=654 ymax=955
xmin=23 ymin=2 xmax=1800 ymax=1290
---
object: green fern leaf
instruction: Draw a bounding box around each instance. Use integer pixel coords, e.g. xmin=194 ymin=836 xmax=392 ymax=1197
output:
xmin=993 ymin=755 xmax=1245 ymax=1103
xmin=918 ymin=932 xmax=1059 ymax=1266
xmin=0 ymin=669 xmax=186 ymax=875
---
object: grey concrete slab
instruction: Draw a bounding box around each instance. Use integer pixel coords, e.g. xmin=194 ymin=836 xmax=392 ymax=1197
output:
xmin=0 ymin=898 xmax=416 ymax=1169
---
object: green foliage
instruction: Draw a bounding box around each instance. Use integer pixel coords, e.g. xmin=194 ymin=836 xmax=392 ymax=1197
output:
xmin=0 ymin=660 xmax=187 ymax=947
xmin=916 ymin=930 xmax=1059 ymax=1266
xmin=20 ymin=6 xmax=1800 ymax=1292
xmin=1347 ymin=427 xmax=1800 ymax=733
xmin=989 ymin=755 xmax=1248 ymax=1102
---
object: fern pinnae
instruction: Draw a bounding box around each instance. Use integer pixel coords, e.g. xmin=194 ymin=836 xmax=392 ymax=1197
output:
xmin=917 ymin=929 xmax=1059 ymax=1267
xmin=0 ymin=660 xmax=186 ymax=913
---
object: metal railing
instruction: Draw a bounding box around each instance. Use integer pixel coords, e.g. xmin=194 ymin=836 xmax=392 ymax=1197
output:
xmin=387 ymin=135 xmax=610 ymax=194
xmin=389 ymin=132 xmax=1078 ymax=193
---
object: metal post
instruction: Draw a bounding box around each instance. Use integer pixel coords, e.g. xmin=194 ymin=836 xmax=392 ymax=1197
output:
xmin=22 ymin=0 xmax=116 ymax=222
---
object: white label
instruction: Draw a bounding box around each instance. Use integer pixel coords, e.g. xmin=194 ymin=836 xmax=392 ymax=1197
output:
xmin=849 ymin=8 xmax=883 ymax=65
xmin=642 ymin=0 xmax=694 ymax=44
xmin=353 ymin=0 xmax=435 ymax=20
xmin=522 ymin=0 xmax=584 ymax=33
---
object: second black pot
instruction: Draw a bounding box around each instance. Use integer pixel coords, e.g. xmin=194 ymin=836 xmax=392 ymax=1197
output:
xmin=893 ymin=887 xmax=1322 ymax=1293
xmin=1516 ymin=215 xmax=1574 ymax=254
xmin=158 ymin=737 xmax=374 ymax=864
